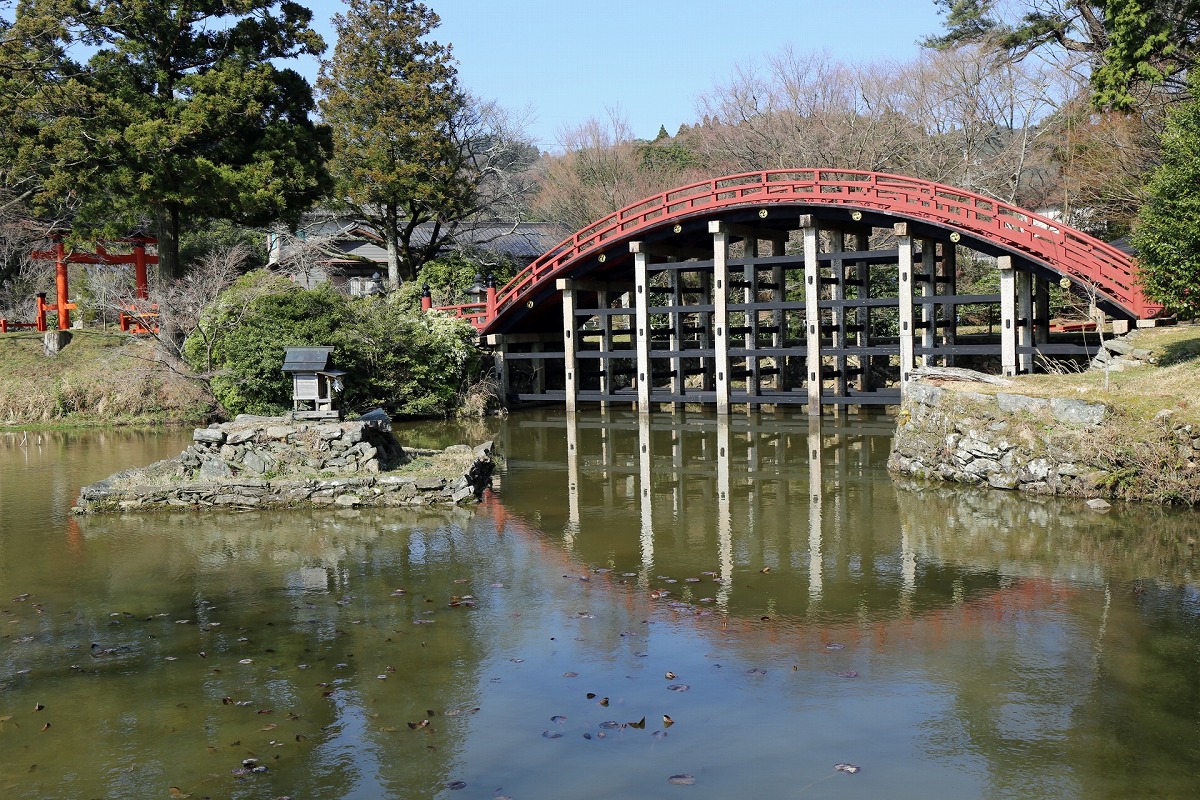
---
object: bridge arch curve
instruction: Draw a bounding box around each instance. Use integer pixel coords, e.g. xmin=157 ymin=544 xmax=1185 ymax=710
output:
xmin=439 ymin=170 xmax=1160 ymax=412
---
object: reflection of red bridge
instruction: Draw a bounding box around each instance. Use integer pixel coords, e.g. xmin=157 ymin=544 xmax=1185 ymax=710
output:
xmin=436 ymin=170 xmax=1161 ymax=411
xmin=477 ymin=491 xmax=1076 ymax=660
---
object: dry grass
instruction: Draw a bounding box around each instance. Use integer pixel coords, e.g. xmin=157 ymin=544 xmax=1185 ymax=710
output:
xmin=0 ymin=331 xmax=214 ymax=427
xmin=954 ymin=324 xmax=1200 ymax=428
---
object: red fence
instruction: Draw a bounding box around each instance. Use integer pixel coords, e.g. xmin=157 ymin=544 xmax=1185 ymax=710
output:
xmin=436 ymin=169 xmax=1160 ymax=331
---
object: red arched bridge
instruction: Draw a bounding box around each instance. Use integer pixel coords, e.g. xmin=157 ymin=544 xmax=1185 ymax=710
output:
xmin=434 ymin=169 xmax=1162 ymax=414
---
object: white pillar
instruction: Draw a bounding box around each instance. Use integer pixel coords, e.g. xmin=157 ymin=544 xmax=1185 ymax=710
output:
xmin=896 ymin=223 xmax=915 ymax=386
xmin=558 ymin=279 xmax=578 ymax=414
xmin=1017 ymin=268 xmax=1034 ymax=373
xmin=998 ymin=255 xmax=1017 ymax=377
xmin=632 ymin=245 xmax=652 ymax=413
xmin=710 ymin=223 xmax=732 ymax=415
xmin=802 ymin=217 xmax=821 ymax=416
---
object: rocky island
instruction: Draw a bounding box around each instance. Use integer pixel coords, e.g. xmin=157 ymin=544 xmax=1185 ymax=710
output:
xmin=74 ymin=411 xmax=496 ymax=513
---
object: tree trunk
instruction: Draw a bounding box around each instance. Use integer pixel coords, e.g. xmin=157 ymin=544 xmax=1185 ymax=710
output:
xmin=385 ymin=203 xmax=401 ymax=287
xmin=155 ymin=203 xmax=183 ymax=281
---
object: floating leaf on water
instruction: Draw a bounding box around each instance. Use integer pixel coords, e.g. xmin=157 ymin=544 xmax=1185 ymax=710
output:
xmin=834 ymin=763 xmax=861 ymax=774
xmin=668 ymin=774 xmax=696 ymax=785
xmin=825 ymin=643 xmax=845 ymax=651
xmin=837 ymin=671 xmax=859 ymax=678
xmin=550 ymin=715 xmax=567 ymax=724
xmin=663 ymin=715 xmax=674 ymax=727
xmin=541 ymin=730 xmax=563 ymax=739
xmin=599 ymin=721 xmax=621 ymax=729
xmin=563 ymin=672 xmax=578 ymax=678
xmin=445 ymin=780 xmax=467 ymax=790
xmin=667 ymin=684 xmax=690 ymax=692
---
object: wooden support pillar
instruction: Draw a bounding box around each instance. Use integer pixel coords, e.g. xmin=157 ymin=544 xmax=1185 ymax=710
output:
xmin=485 ymin=334 xmax=512 ymax=403
xmin=942 ymin=242 xmax=957 ymax=367
xmin=770 ymin=236 xmax=786 ymax=391
xmin=699 ymin=272 xmax=715 ymax=391
xmin=744 ymin=237 xmax=759 ymax=399
xmin=532 ymin=342 xmax=546 ymax=395
xmin=598 ymin=289 xmax=612 ymax=407
xmin=895 ymin=223 xmax=916 ymax=387
xmin=558 ymin=278 xmax=579 ymax=414
xmin=631 ymin=244 xmax=653 ymax=413
xmin=998 ymin=255 xmax=1017 ymax=377
xmin=1017 ymin=267 xmax=1034 ymax=373
xmin=856 ymin=232 xmax=871 ymax=393
xmin=1033 ymin=276 xmax=1050 ymax=352
xmin=802 ymin=216 xmax=821 ymax=416
xmin=830 ymin=231 xmax=847 ymax=407
xmin=709 ymin=223 xmax=732 ymax=415
xmin=920 ymin=238 xmax=937 ymax=366
xmin=670 ymin=268 xmax=684 ymax=406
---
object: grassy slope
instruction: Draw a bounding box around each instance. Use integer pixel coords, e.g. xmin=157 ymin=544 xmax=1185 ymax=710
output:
xmin=994 ymin=325 xmax=1200 ymax=428
xmin=0 ymin=331 xmax=213 ymax=427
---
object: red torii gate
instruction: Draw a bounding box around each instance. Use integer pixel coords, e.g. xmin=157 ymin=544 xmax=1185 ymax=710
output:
xmin=20 ymin=235 xmax=157 ymax=332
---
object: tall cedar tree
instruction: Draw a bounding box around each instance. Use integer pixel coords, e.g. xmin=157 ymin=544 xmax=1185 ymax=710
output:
xmin=1130 ymin=72 xmax=1200 ymax=318
xmin=15 ymin=0 xmax=331 ymax=279
xmin=317 ymin=0 xmax=472 ymax=286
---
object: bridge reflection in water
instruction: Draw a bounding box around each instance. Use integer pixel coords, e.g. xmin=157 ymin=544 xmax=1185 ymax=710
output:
xmin=496 ymin=409 xmax=1199 ymax=638
xmin=500 ymin=410 xmax=990 ymax=626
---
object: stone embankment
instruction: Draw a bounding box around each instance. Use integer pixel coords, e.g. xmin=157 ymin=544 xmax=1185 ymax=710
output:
xmin=75 ymin=413 xmax=496 ymax=513
xmin=889 ymin=380 xmax=1110 ymax=497
xmin=889 ymin=370 xmax=1200 ymax=505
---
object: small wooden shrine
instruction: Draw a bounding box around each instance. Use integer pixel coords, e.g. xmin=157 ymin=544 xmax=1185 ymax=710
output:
xmin=281 ymin=346 xmax=345 ymax=420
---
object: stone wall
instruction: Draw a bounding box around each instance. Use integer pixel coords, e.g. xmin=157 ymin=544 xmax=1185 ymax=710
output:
xmin=889 ymin=381 xmax=1112 ymax=498
xmin=75 ymin=413 xmax=496 ymax=513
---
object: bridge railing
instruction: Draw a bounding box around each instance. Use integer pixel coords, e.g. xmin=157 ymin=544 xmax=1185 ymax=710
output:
xmin=434 ymin=169 xmax=1160 ymax=329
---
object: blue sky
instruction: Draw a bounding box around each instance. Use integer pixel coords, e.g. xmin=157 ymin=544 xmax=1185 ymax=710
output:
xmin=302 ymin=1 xmax=949 ymax=152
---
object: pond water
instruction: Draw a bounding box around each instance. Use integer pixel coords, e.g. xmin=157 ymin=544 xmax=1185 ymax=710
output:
xmin=2 ymin=411 xmax=1200 ymax=799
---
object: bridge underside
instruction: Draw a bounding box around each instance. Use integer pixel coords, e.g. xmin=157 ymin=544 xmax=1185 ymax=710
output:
xmin=484 ymin=204 xmax=1119 ymax=414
